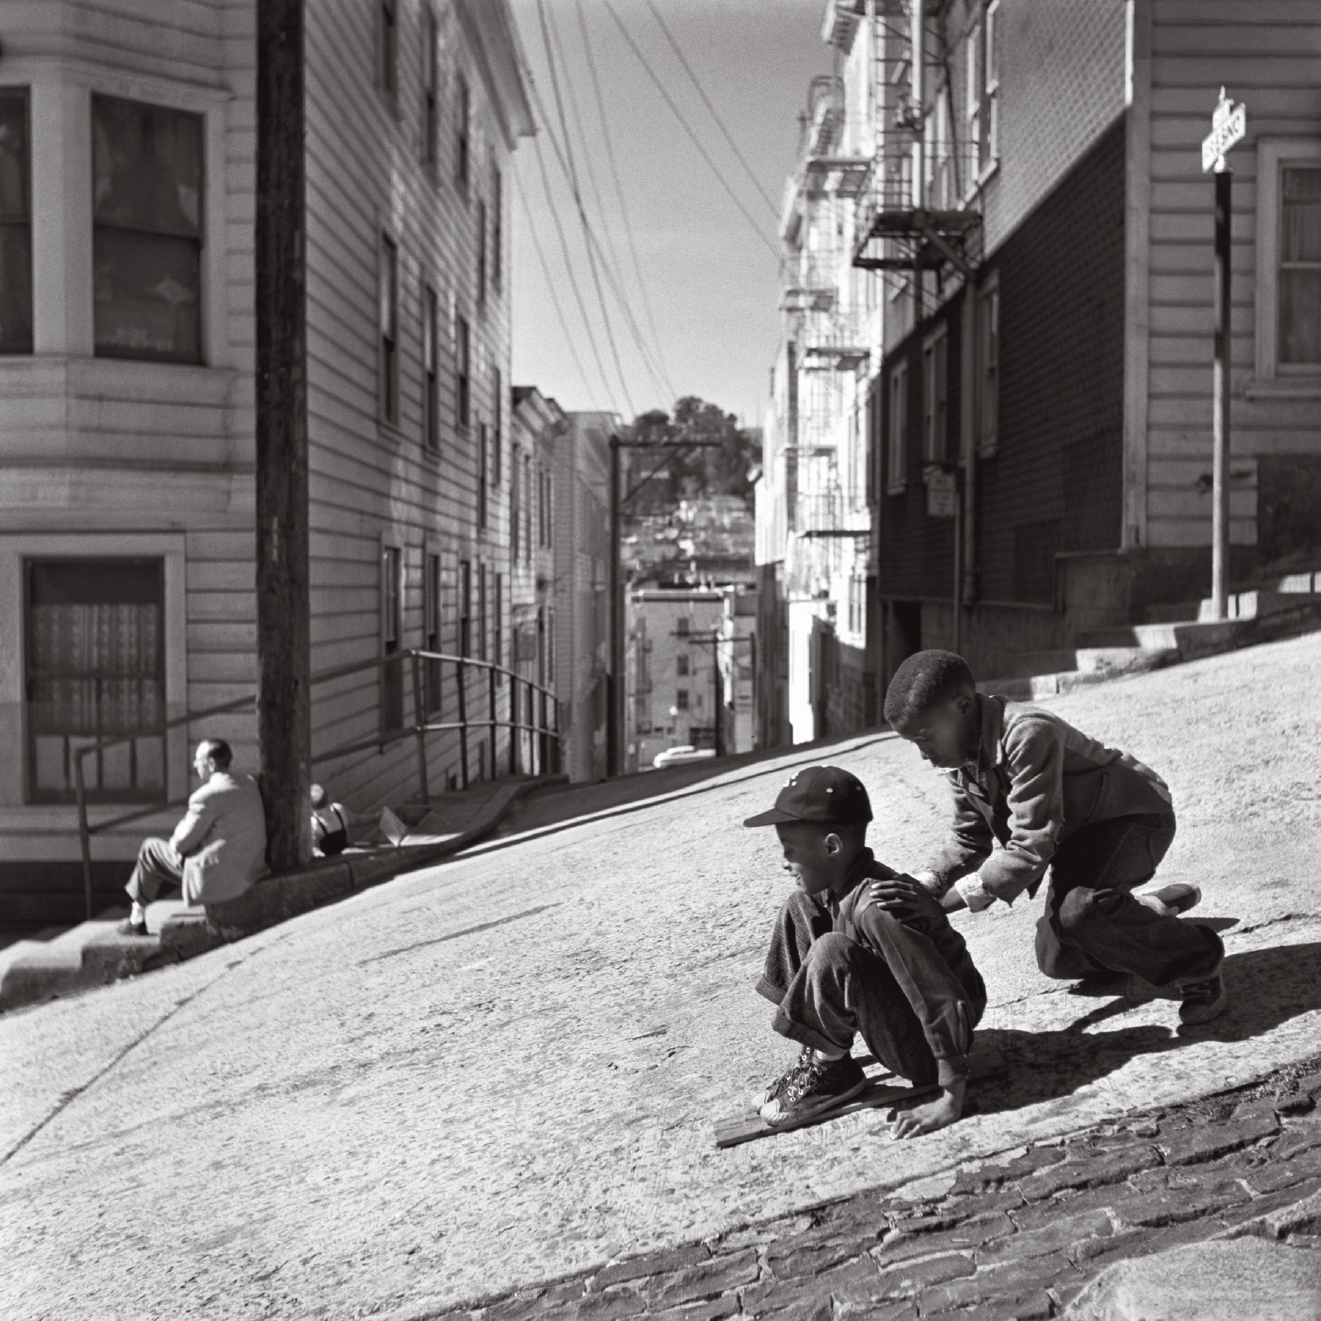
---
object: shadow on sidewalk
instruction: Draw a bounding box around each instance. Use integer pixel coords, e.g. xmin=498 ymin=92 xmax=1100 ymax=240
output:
xmin=969 ymin=939 xmax=1321 ymax=1118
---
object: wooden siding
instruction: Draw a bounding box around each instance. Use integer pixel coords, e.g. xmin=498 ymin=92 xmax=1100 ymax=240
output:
xmin=1144 ymin=0 xmax=1321 ymax=551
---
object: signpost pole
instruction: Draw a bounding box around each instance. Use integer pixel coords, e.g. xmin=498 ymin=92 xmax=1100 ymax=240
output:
xmin=1202 ymin=88 xmax=1244 ymax=624
xmin=1211 ymin=165 xmax=1232 ymax=622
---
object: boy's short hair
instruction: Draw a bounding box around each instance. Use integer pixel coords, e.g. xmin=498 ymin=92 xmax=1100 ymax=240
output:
xmin=310 ymin=784 xmax=326 ymax=809
xmin=883 ymin=650 xmax=976 ymax=724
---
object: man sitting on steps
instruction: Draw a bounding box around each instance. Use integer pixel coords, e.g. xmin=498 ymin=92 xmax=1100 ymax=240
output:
xmin=119 ymin=739 xmax=269 ymax=937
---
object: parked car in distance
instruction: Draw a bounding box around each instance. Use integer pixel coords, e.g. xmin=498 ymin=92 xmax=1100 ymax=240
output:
xmin=651 ymin=745 xmax=718 ymax=770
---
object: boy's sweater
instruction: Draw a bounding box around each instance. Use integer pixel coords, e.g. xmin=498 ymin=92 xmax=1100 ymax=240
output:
xmin=830 ymin=850 xmax=987 ymax=1086
xmin=925 ymin=694 xmax=1173 ymax=904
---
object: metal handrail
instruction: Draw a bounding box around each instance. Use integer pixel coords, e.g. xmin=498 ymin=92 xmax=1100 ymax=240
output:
xmin=71 ymin=648 xmax=562 ymax=919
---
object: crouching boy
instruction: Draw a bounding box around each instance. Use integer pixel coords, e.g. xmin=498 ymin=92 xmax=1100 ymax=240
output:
xmin=746 ymin=766 xmax=987 ymax=1138
xmin=881 ymin=650 xmax=1227 ymax=1026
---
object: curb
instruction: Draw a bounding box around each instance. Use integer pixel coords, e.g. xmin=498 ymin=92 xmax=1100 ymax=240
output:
xmin=0 ymin=775 xmax=565 ymax=1013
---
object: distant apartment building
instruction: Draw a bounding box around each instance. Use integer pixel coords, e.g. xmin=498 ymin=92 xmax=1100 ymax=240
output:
xmin=0 ymin=0 xmax=534 ymax=924
xmin=553 ymin=411 xmax=616 ymax=783
xmin=757 ymin=0 xmax=1321 ymax=740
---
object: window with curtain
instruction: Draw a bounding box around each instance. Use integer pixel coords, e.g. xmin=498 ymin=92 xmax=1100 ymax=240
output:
xmin=92 ymin=96 xmax=203 ymax=364
xmin=380 ymin=546 xmax=403 ymax=733
xmin=1280 ymin=166 xmax=1321 ymax=367
xmin=455 ymin=313 xmax=470 ymax=428
xmin=26 ymin=558 xmax=165 ymax=803
xmin=0 ymin=87 xmax=32 ymax=355
xmin=423 ymin=283 xmax=439 ymax=451
xmin=379 ymin=234 xmax=399 ymax=424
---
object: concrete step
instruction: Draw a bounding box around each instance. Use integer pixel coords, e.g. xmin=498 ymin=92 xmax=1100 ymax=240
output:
xmin=0 ymin=909 xmax=162 ymax=1012
xmin=1196 ymin=586 xmax=1321 ymax=622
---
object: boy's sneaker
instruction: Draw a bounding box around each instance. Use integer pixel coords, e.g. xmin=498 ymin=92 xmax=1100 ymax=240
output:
xmin=1179 ymin=974 xmax=1227 ymax=1026
xmin=758 ymin=1048 xmax=867 ymax=1126
xmin=1135 ymin=882 xmax=1202 ymax=918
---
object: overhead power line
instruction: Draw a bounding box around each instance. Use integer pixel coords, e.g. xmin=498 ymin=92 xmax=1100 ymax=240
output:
xmin=537 ymin=0 xmax=636 ymax=419
xmin=529 ymin=128 xmax=623 ymax=415
xmin=524 ymin=65 xmax=678 ymax=412
xmin=574 ymin=0 xmax=675 ymax=397
xmin=642 ymin=0 xmax=781 ymax=220
xmin=513 ymin=167 xmax=601 ymax=409
xmin=600 ymin=0 xmax=780 ymax=259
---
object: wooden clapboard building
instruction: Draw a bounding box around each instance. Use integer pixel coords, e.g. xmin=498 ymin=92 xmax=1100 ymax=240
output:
xmin=0 ymin=0 xmax=534 ymax=925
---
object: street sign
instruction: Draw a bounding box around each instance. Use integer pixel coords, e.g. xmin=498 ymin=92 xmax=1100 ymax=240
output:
xmin=1202 ymin=88 xmax=1245 ymax=172
xmin=925 ymin=468 xmax=957 ymax=518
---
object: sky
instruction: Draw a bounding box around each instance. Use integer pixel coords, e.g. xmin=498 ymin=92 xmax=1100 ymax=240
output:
xmin=507 ymin=0 xmax=833 ymax=430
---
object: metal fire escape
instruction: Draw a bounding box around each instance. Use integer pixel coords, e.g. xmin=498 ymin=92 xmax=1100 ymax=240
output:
xmin=852 ymin=0 xmax=982 ymax=281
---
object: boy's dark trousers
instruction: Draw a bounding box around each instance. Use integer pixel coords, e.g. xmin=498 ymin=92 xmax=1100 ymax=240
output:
xmin=758 ymin=891 xmax=963 ymax=1086
xmin=1034 ymin=812 xmax=1223 ymax=985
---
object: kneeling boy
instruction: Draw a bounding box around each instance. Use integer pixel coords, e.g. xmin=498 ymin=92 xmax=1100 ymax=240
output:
xmin=746 ymin=766 xmax=987 ymax=1138
xmin=881 ymin=650 xmax=1226 ymax=1025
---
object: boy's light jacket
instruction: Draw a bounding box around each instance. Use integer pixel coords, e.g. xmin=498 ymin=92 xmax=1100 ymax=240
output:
xmin=925 ymin=694 xmax=1173 ymax=904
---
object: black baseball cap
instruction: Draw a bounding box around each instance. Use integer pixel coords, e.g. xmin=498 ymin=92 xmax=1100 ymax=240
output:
xmin=743 ymin=765 xmax=873 ymax=828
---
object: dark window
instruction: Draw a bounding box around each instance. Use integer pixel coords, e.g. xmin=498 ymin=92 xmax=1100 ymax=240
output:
xmin=491 ymin=365 xmax=503 ymax=484
xmin=477 ymin=562 xmax=488 ymax=661
xmin=458 ymin=559 xmax=472 ymax=656
xmin=25 ymin=558 xmax=165 ymax=803
xmin=676 ymin=616 xmax=690 ymax=636
xmin=676 ymin=654 xmax=689 ymax=676
xmin=92 ymin=95 xmax=202 ymax=364
xmin=424 ymin=552 xmax=442 ymax=714
xmin=422 ymin=8 xmax=438 ymax=166
xmin=379 ymin=0 xmax=398 ymax=110
xmin=525 ymin=455 xmax=534 ymax=559
xmin=455 ymin=313 xmax=470 ymax=428
xmin=381 ymin=545 xmax=404 ymax=733
xmin=0 ymin=88 xmax=32 ymax=355
xmin=455 ymin=76 xmax=470 ymax=188
xmin=676 ymin=689 xmax=690 ymax=710
xmin=510 ymin=452 xmax=520 ymax=559
xmin=476 ymin=198 xmax=487 ymax=303
xmin=491 ymin=160 xmax=503 ymax=289
xmin=477 ymin=420 xmax=489 ymax=528
xmin=379 ymin=234 xmax=398 ymax=424
xmin=494 ymin=572 xmax=504 ymax=674
xmin=1280 ymin=166 xmax=1321 ymax=365
xmin=423 ymin=283 xmax=439 ymax=451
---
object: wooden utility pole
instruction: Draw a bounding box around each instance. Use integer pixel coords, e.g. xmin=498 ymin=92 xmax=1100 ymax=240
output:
xmin=255 ymin=0 xmax=312 ymax=869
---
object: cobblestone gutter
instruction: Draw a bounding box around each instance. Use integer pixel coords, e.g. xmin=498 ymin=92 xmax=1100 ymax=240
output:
xmin=417 ymin=1058 xmax=1321 ymax=1321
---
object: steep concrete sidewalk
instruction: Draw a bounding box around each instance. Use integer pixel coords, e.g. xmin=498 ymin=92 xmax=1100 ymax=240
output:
xmin=0 ymin=774 xmax=561 ymax=1013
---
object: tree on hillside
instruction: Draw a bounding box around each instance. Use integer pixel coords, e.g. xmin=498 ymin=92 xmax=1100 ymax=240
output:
xmin=623 ymin=397 xmax=760 ymax=513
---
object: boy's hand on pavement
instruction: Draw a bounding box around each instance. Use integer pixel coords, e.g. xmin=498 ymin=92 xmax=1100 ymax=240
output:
xmin=863 ymin=875 xmax=946 ymax=924
xmin=888 ymin=1079 xmax=965 ymax=1140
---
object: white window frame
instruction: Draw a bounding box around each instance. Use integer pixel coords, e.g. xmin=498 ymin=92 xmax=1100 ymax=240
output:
xmin=887 ymin=359 xmax=909 ymax=492
xmin=922 ymin=323 xmax=949 ymax=465
xmin=965 ymin=0 xmax=999 ymax=188
xmin=977 ymin=273 xmax=1000 ymax=455
xmin=1254 ymin=137 xmax=1321 ymax=391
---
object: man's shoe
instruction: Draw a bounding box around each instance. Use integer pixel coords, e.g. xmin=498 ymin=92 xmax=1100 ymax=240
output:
xmin=1136 ymin=882 xmax=1202 ymax=918
xmin=758 ymin=1048 xmax=867 ymax=1126
xmin=1067 ymin=970 xmax=1128 ymax=997
xmin=1179 ymin=975 xmax=1227 ymax=1026
xmin=117 ymin=918 xmax=149 ymax=938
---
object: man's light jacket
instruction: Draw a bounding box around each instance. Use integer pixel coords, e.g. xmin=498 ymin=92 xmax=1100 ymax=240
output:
xmin=169 ymin=772 xmax=269 ymax=905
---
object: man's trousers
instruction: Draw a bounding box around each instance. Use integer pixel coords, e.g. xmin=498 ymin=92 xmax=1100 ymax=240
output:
xmin=757 ymin=890 xmax=969 ymax=1087
xmin=1034 ymin=812 xmax=1223 ymax=986
xmin=125 ymin=837 xmax=185 ymax=905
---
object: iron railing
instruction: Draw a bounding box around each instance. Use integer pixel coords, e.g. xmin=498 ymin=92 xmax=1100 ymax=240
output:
xmin=71 ymin=648 xmax=561 ymax=919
